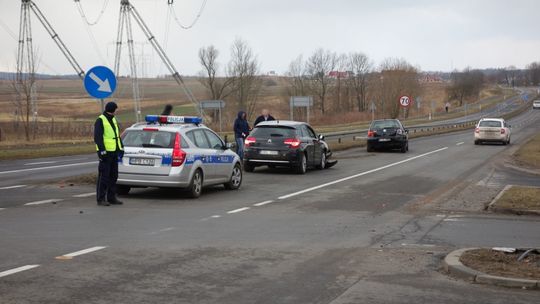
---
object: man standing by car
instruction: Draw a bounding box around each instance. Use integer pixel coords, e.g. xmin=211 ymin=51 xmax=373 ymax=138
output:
xmin=94 ymin=101 xmax=124 ymax=206
xmin=254 ymin=109 xmax=275 ymax=126
xmin=234 ymin=111 xmax=250 ymax=160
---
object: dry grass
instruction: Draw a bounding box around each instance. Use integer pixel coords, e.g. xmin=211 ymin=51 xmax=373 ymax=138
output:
xmin=494 ymin=186 xmax=540 ymax=211
xmin=461 ymin=249 xmax=540 ymax=280
xmin=0 ymin=141 xmax=94 ymax=161
xmin=514 ymin=133 xmax=540 ymax=169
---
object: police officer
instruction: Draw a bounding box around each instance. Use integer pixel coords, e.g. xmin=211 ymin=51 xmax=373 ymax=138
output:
xmin=94 ymin=101 xmax=124 ymax=206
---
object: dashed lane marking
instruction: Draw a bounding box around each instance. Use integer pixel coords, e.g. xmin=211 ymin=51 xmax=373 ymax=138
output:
xmin=0 ymin=161 xmax=97 ymax=175
xmin=0 ymin=265 xmax=40 ymax=278
xmin=24 ymin=199 xmax=64 ymax=206
xmin=278 ymin=147 xmax=449 ymax=200
xmin=227 ymin=207 xmax=250 ymax=214
xmin=456 ymin=142 xmax=465 ymax=146
xmin=73 ymin=192 xmax=95 ymax=198
xmin=253 ymin=200 xmax=274 ymax=207
xmin=0 ymin=185 xmax=26 ymax=190
xmin=24 ymin=161 xmax=58 ymax=166
xmin=0 ymin=208 xmax=5 ymax=211
xmin=57 ymin=246 xmax=107 ymax=259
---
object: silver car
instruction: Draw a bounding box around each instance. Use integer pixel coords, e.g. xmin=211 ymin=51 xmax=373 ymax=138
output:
xmin=117 ymin=115 xmax=242 ymax=198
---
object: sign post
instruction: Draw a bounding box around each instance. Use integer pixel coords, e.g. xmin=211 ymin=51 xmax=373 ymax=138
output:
xmin=83 ymin=66 xmax=117 ymax=116
xmin=290 ymin=96 xmax=313 ymax=123
xmin=200 ymin=100 xmax=226 ymax=132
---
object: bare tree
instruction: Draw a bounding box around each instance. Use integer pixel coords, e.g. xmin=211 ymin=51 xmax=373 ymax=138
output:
xmin=227 ymin=38 xmax=261 ymax=117
xmin=305 ymin=48 xmax=338 ymax=114
xmin=11 ymin=51 xmax=40 ymax=141
xmin=198 ymin=45 xmax=234 ymax=100
xmin=286 ymin=55 xmax=308 ymax=96
xmin=526 ymin=62 xmax=540 ymax=86
xmin=345 ymin=52 xmax=372 ymax=112
xmin=447 ymin=67 xmax=484 ymax=106
xmin=374 ymin=58 xmax=420 ymax=119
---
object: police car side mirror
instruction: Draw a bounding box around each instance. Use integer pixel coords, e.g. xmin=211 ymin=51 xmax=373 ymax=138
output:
xmin=404 ymin=129 xmax=409 ymax=134
xmin=318 ymin=134 xmax=325 ymax=141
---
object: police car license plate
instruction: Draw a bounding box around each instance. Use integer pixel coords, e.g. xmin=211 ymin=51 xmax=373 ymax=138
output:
xmin=129 ymin=158 xmax=155 ymax=166
xmin=260 ymin=150 xmax=278 ymax=155
xmin=379 ymin=138 xmax=391 ymax=142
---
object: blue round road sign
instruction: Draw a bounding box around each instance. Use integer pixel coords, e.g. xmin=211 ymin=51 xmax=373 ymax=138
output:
xmin=84 ymin=66 xmax=117 ymax=99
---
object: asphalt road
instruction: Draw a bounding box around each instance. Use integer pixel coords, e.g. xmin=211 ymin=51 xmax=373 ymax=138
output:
xmin=0 ymin=108 xmax=539 ymax=303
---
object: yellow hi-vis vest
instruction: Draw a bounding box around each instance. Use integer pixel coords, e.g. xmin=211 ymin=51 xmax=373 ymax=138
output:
xmin=96 ymin=114 xmax=123 ymax=152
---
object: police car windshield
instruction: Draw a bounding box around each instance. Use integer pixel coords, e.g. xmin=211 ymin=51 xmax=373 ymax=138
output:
xmin=123 ymin=130 xmax=175 ymax=148
xmin=251 ymin=126 xmax=296 ymax=138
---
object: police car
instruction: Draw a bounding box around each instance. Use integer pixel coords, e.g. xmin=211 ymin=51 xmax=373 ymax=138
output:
xmin=117 ymin=115 xmax=242 ymax=198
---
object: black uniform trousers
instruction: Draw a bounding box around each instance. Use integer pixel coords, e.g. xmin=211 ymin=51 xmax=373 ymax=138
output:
xmin=97 ymin=153 xmax=118 ymax=202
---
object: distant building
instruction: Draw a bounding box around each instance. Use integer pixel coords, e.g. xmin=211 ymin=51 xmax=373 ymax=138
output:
xmin=420 ymin=73 xmax=443 ymax=83
xmin=328 ymin=71 xmax=351 ymax=78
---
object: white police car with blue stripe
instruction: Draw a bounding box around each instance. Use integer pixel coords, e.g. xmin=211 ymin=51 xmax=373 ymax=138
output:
xmin=117 ymin=115 xmax=242 ymax=198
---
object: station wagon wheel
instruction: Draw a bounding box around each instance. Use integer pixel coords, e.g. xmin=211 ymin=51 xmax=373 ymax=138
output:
xmin=224 ymin=163 xmax=242 ymax=190
xmin=188 ymin=169 xmax=203 ymax=198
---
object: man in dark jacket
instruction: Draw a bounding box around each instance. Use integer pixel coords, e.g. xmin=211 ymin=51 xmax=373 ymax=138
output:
xmin=94 ymin=101 xmax=124 ymax=206
xmin=254 ymin=109 xmax=275 ymax=126
xmin=233 ymin=111 xmax=250 ymax=160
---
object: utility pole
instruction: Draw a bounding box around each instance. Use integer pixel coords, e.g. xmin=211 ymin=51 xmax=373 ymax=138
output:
xmin=113 ymin=0 xmax=201 ymax=122
xmin=16 ymin=0 xmax=85 ymax=139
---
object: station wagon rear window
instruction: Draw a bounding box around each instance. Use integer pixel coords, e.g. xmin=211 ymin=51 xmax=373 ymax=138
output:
xmin=251 ymin=126 xmax=296 ymax=138
xmin=478 ymin=121 xmax=502 ymax=127
xmin=371 ymin=120 xmax=401 ymax=129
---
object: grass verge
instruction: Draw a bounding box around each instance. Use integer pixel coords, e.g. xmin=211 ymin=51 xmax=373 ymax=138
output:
xmin=461 ymin=248 xmax=540 ymax=280
xmin=0 ymin=141 xmax=94 ymax=161
xmin=513 ymin=133 xmax=540 ymax=170
xmin=492 ymin=186 xmax=540 ymax=213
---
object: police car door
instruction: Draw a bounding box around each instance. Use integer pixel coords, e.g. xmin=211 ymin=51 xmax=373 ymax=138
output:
xmin=188 ymin=129 xmax=217 ymax=183
xmin=203 ymin=129 xmax=231 ymax=181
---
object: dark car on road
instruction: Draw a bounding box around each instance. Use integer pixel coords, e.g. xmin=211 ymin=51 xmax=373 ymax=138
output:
xmin=243 ymin=120 xmax=336 ymax=174
xmin=367 ymin=119 xmax=409 ymax=153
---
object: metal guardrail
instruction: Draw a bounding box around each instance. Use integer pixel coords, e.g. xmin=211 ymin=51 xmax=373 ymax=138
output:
xmin=322 ymin=99 xmax=534 ymax=143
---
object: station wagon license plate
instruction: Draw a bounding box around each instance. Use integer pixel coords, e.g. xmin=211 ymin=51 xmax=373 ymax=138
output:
xmin=129 ymin=158 xmax=155 ymax=166
xmin=379 ymin=138 xmax=391 ymax=142
xmin=260 ymin=150 xmax=278 ymax=155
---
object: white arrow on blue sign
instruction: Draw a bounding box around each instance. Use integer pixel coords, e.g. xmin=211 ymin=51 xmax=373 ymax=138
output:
xmin=83 ymin=66 xmax=117 ymax=99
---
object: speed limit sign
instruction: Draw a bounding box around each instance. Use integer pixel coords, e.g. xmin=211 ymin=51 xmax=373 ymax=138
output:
xmin=399 ymin=95 xmax=411 ymax=108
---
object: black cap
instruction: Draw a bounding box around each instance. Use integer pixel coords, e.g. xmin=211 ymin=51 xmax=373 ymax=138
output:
xmin=105 ymin=101 xmax=118 ymax=113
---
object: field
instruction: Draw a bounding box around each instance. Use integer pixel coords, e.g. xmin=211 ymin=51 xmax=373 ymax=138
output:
xmin=0 ymin=76 xmax=509 ymax=146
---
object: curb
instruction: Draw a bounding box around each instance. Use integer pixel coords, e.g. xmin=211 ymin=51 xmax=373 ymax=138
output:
xmin=443 ymin=248 xmax=540 ymax=289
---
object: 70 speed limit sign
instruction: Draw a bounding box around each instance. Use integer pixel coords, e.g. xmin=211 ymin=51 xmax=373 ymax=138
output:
xmin=399 ymin=95 xmax=412 ymax=108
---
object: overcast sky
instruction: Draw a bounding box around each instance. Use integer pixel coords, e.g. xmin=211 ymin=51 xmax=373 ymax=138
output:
xmin=0 ymin=0 xmax=539 ymax=76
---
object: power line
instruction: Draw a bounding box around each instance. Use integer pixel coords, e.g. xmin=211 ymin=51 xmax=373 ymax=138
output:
xmin=0 ymin=19 xmax=18 ymax=40
xmin=169 ymin=0 xmax=208 ymax=30
xmin=74 ymin=0 xmax=110 ymax=26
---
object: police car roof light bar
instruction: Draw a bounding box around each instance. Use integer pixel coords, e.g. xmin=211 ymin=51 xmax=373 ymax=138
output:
xmin=145 ymin=115 xmax=202 ymax=125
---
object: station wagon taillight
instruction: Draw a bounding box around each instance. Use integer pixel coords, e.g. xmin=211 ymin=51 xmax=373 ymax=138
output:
xmin=284 ymin=138 xmax=301 ymax=148
xmin=367 ymin=130 xmax=376 ymax=137
xmin=475 ymin=128 xmax=480 ymax=133
xmin=172 ymin=132 xmax=186 ymax=167
xmin=500 ymin=128 xmax=505 ymax=134
xmin=244 ymin=137 xmax=256 ymax=146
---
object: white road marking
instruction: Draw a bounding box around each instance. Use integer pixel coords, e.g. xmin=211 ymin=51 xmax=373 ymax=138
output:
xmin=24 ymin=161 xmax=58 ymax=166
xmin=158 ymin=227 xmax=176 ymax=232
xmin=24 ymin=199 xmax=63 ymax=206
xmin=0 ymin=208 xmax=5 ymax=211
xmin=61 ymin=246 xmax=107 ymax=258
xmin=0 ymin=161 xmax=97 ymax=175
xmin=253 ymin=200 xmax=274 ymax=207
xmin=73 ymin=192 xmax=95 ymax=198
xmin=278 ymin=147 xmax=449 ymax=200
xmin=227 ymin=207 xmax=250 ymax=214
xmin=210 ymin=215 xmax=221 ymax=218
xmin=456 ymin=142 xmax=464 ymax=146
xmin=443 ymin=218 xmax=463 ymax=222
xmin=0 ymin=185 xmax=26 ymax=190
xmin=401 ymin=243 xmax=436 ymax=247
xmin=0 ymin=265 xmax=40 ymax=278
